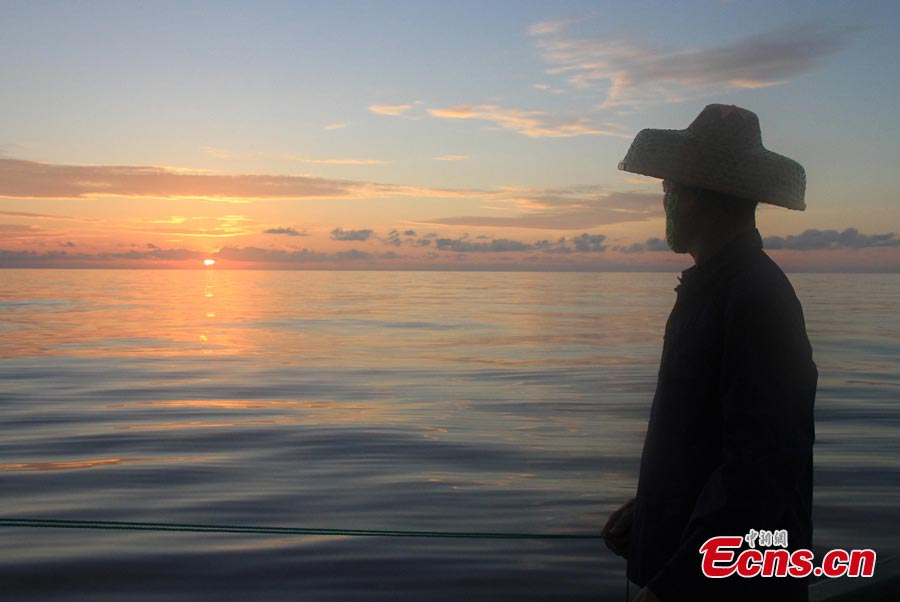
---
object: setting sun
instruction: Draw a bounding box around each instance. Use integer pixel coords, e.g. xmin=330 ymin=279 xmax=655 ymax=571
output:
xmin=203 ymin=259 xmax=216 ymax=267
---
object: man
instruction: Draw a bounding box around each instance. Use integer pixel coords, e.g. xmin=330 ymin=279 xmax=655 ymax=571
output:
xmin=602 ymin=105 xmax=817 ymax=601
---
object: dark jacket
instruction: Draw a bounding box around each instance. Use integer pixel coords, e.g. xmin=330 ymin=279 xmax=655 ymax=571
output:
xmin=627 ymin=229 xmax=817 ymax=601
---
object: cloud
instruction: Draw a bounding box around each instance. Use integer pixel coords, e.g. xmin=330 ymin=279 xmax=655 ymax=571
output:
xmin=382 ymin=229 xmax=422 ymax=247
xmin=351 ymin=181 xmax=482 ymax=200
xmin=263 ymin=227 xmax=307 ymax=237
xmin=324 ymin=122 xmax=350 ymax=130
xmin=136 ymin=216 xmax=188 ymax=224
xmin=436 ymin=237 xmax=533 ymax=252
xmin=532 ymin=83 xmax=565 ymax=94
xmin=424 ymin=189 xmax=661 ymax=230
xmin=0 ymin=158 xmax=355 ymax=200
xmin=614 ymin=237 xmax=669 ymax=253
xmin=531 ymin=21 xmax=855 ymax=109
xmin=330 ymin=227 xmax=373 ymax=241
xmin=433 ymin=155 xmax=470 ymax=161
xmin=528 ymin=18 xmax=579 ymax=37
xmin=764 ymin=228 xmax=900 ymax=250
xmin=569 ymin=233 xmax=608 ymax=252
xmin=124 ymin=214 xmax=254 ymax=238
xmin=369 ymin=103 xmax=414 ymax=116
xmin=433 ymin=233 xmax=607 ymax=253
xmin=104 ymin=248 xmax=204 ymax=261
xmin=0 ymin=209 xmax=94 ymax=221
xmin=429 ymin=104 xmax=628 ymax=138
xmin=0 ymin=158 xmax=477 ymax=202
xmin=373 ymin=229 xmax=436 ymax=248
xmin=0 ymin=224 xmax=39 ymax=233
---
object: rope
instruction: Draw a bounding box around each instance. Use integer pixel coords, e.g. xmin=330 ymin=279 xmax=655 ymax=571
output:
xmin=0 ymin=518 xmax=606 ymax=541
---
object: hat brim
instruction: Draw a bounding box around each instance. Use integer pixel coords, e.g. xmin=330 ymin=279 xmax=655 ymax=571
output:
xmin=618 ymin=127 xmax=806 ymax=211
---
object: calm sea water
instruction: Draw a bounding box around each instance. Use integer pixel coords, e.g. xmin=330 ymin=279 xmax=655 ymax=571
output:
xmin=1 ymin=269 xmax=898 ymax=601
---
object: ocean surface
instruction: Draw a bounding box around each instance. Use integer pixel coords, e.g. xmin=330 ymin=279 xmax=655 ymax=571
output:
xmin=1 ymin=269 xmax=898 ymax=601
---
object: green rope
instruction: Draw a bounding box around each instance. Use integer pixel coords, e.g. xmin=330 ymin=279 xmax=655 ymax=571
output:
xmin=0 ymin=518 xmax=605 ymax=541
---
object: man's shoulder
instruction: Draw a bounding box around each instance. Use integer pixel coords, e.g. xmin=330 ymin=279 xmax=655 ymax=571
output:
xmin=715 ymin=253 xmax=812 ymax=342
xmin=719 ymin=248 xmax=802 ymax=310
xmin=728 ymin=246 xmax=793 ymax=288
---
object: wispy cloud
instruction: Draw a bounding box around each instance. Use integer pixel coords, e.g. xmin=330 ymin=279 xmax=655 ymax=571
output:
xmin=0 ymin=158 xmax=475 ymax=202
xmin=283 ymin=155 xmax=390 ymax=165
xmin=132 ymin=216 xmax=188 ymax=225
xmin=528 ymin=18 xmax=579 ymax=37
xmin=530 ymin=21 xmax=855 ymax=109
xmin=351 ymin=181 xmax=482 ymax=200
xmin=324 ymin=122 xmax=350 ymax=130
xmin=424 ymin=189 xmax=661 ymax=230
xmin=125 ymin=214 xmax=255 ymax=238
xmin=0 ymin=224 xmax=40 ymax=233
xmin=532 ymin=83 xmax=565 ymax=94
xmin=429 ymin=104 xmax=628 ymax=138
xmin=0 ymin=210 xmax=91 ymax=221
xmin=369 ymin=103 xmax=414 ymax=116
xmin=0 ymin=158 xmax=353 ymax=201
xmin=433 ymin=154 xmax=470 ymax=161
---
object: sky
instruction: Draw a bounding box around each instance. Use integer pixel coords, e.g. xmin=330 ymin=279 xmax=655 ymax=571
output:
xmin=2 ymin=0 xmax=900 ymax=271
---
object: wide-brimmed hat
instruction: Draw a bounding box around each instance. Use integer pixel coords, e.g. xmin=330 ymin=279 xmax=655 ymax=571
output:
xmin=618 ymin=104 xmax=806 ymax=210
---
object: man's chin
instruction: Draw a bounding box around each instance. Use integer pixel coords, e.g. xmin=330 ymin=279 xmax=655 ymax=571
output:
xmin=667 ymin=239 xmax=689 ymax=254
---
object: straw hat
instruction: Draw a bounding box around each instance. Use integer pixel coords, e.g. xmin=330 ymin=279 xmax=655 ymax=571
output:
xmin=618 ymin=104 xmax=806 ymax=210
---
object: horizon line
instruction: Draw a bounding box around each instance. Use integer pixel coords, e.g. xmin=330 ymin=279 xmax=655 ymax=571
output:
xmin=2 ymin=266 xmax=899 ymax=274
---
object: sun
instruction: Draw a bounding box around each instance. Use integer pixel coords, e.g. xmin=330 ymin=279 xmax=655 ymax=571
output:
xmin=203 ymin=259 xmax=216 ymax=267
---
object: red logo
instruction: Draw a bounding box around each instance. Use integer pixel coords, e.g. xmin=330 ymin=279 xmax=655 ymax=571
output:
xmin=700 ymin=535 xmax=876 ymax=579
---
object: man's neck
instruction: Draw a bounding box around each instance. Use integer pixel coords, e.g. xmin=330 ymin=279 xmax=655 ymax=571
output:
xmin=688 ymin=225 xmax=755 ymax=266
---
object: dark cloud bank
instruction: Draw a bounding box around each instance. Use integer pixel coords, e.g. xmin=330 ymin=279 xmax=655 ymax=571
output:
xmin=2 ymin=228 xmax=898 ymax=270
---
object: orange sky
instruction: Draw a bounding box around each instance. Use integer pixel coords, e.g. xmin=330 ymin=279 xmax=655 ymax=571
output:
xmin=2 ymin=3 xmax=900 ymax=271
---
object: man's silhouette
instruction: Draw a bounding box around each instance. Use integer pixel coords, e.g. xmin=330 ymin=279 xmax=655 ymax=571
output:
xmin=604 ymin=105 xmax=817 ymax=602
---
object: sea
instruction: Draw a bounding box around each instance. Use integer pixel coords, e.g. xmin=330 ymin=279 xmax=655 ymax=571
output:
xmin=1 ymin=269 xmax=898 ymax=601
